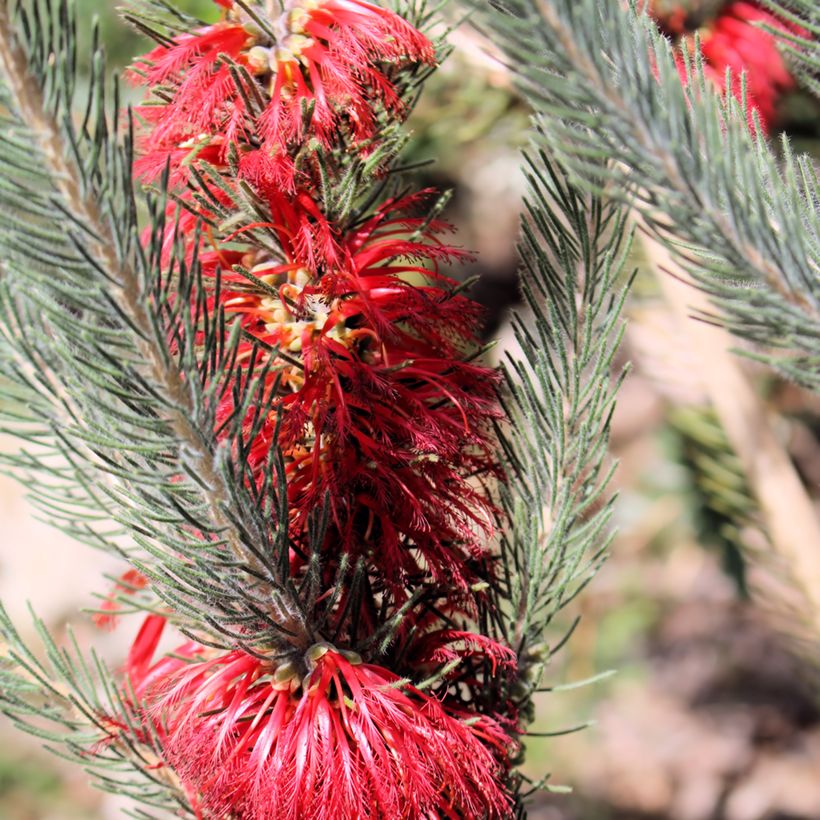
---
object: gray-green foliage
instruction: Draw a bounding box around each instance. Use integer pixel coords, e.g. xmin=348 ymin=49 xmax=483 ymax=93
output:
xmin=473 ymin=0 xmax=820 ymax=390
xmin=0 ymin=604 xmax=194 ymax=816
xmin=494 ymin=148 xmax=632 ymax=735
xmin=765 ymin=0 xmax=820 ymax=98
xmin=0 ymin=0 xmax=309 ymax=652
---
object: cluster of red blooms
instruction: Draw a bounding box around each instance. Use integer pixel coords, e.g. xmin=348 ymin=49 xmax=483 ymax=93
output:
xmin=124 ymin=615 xmax=513 ymax=819
xmin=102 ymin=0 xmax=517 ymax=817
xmin=651 ymin=0 xmax=800 ymax=132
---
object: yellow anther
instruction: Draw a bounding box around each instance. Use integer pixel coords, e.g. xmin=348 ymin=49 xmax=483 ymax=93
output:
xmin=307 ymin=643 xmax=332 ymax=662
xmin=288 ymin=7 xmax=311 ymax=33
xmin=246 ymin=45 xmax=270 ymax=73
xmin=274 ymin=46 xmax=297 ymax=64
xmin=283 ymin=34 xmax=314 ymax=57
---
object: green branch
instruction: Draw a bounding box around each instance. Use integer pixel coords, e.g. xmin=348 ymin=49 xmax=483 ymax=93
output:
xmin=474 ymin=0 xmax=820 ymax=389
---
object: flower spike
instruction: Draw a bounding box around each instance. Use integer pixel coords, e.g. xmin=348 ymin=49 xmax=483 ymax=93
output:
xmin=127 ymin=622 xmax=513 ymax=819
xmin=206 ymin=194 xmax=502 ymax=597
xmin=131 ymin=0 xmax=435 ymax=190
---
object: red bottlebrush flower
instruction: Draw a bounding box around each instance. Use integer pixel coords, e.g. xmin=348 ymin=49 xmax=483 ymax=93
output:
xmin=209 ymin=193 xmax=502 ymax=595
xmin=255 ymin=0 xmax=435 ymax=146
xmin=131 ymin=0 xmax=435 ymax=189
xmin=129 ymin=628 xmax=512 ymax=820
xmin=410 ymin=629 xmax=517 ymax=676
xmin=93 ymin=569 xmax=149 ymax=630
xmin=663 ymin=1 xmax=800 ymax=132
xmin=126 ymin=614 xmax=202 ymax=702
xmin=153 ymin=178 xmax=340 ymax=273
xmin=699 ymin=1 xmax=796 ymax=130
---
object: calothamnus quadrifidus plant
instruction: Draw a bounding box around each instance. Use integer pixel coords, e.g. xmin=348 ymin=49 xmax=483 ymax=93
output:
xmin=113 ymin=1 xmax=520 ymax=815
xmin=4 ymin=0 xmax=813 ymax=814
xmin=117 ymin=1 xmax=521 ymax=814
xmin=0 ymin=0 xmax=553 ymax=815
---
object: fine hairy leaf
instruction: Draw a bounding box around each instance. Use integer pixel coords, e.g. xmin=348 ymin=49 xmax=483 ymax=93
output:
xmin=493 ymin=145 xmax=633 ymax=744
xmin=0 ymin=604 xmax=194 ymax=816
xmin=0 ymin=0 xmax=312 ymax=653
xmin=765 ymin=0 xmax=820 ymax=98
xmin=473 ymin=0 xmax=820 ymax=390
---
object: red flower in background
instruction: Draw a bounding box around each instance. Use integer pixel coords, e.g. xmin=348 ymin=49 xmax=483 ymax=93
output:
xmin=658 ymin=0 xmax=802 ymax=132
xmin=125 ymin=617 xmax=512 ymax=820
xmin=698 ymin=1 xmax=797 ymax=130
xmin=205 ymin=193 xmax=501 ymax=596
xmin=93 ymin=569 xmax=149 ymax=630
xmin=131 ymin=0 xmax=434 ymax=190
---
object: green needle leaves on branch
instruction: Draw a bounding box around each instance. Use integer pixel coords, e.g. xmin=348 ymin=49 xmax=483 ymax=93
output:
xmin=474 ymin=0 xmax=820 ymax=391
xmin=0 ymin=0 xmax=310 ymax=652
xmin=0 ymin=603 xmax=195 ymax=817
xmin=764 ymin=0 xmax=820 ymax=98
xmin=494 ymin=147 xmax=633 ymax=729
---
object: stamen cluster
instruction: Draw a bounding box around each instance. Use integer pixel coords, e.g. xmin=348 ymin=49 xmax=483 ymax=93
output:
xmin=125 ymin=617 xmax=513 ymax=819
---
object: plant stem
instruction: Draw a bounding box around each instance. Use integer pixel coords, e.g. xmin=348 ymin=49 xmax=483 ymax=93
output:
xmin=640 ymin=222 xmax=820 ymax=636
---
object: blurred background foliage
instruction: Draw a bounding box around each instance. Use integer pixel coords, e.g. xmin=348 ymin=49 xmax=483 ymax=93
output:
xmin=1 ymin=1 xmax=820 ymax=818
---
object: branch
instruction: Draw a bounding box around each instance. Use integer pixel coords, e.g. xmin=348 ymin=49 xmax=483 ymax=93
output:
xmin=641 ymin=224 xmax=820 ymax=634
xmin=0 ymin=0 xmax=251 ymax=572
xmin=0 ymin=0 xmax=310 ymax=648
xmin=473 ymin=0 xmax=820 ymax=389
xmin=494 ymin=147 xmax=633 ymax=722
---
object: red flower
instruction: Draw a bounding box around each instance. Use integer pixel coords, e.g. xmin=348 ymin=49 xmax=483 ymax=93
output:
xmin=121 ymin=1 xmax=521 ymax=815
xmin=255 ymin=0 xmax=435 ymax=146
xmin=131 ymin=0 xmax=434 ymax=190
xmin=127 ymin=618 xmax=513 ymax=819
xmin=410 ymin=628 xmax=517 ymax=676
xmin=92 ymin=569 xmax=149 ymax=630
xmin=699 ymin=1 xmax=796 ymax=130
xmin=125 ymin=614 xmax=200 ymax=701
xmin=207 ymin=193 xmax=501 ymax=595
xmin=130 ymin=21 xmax=252 ymax=187
xmin=661 ymin=1 xmax=800 ymax=132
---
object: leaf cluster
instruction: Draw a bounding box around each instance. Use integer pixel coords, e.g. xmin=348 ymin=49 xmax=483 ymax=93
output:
xmin=765 ymin=0 xmax=820 ymax=98
xmin=0 ymin=604 xmax=194 ymax=817
xmin=0 ymin=0 xmax=310 ymax=653
xmin=473 ymin=0 xmax=820 ymax=390
xmin=492 ymin=147 xmax=633 ymax=736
